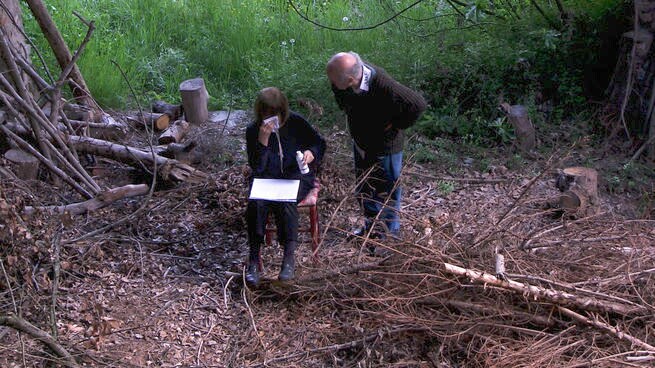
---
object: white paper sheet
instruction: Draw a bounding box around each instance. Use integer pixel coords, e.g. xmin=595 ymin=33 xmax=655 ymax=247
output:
xmin=249 ymin=178 xmax=300 ymax=202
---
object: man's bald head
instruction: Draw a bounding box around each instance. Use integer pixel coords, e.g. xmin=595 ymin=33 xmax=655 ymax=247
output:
xmin=326 ymin=51 xmax=363 ymax=90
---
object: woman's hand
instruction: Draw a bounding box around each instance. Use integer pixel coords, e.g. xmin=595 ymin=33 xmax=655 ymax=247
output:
xmin=303 ymin=150 xmax=315 ymax=165
xmin=258 ymin=119 xmax=276 ymax=146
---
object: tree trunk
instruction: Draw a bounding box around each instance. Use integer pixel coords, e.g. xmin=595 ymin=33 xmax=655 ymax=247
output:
xmin=606 ymin=0 xmax=655 ymax=158
xmin=24 ymin=0 xmax=94 ymax=107
xmin=0 ymin=0 xmax=29 ymax=83
xmin=179 ymin=78 xmax=209 ymax=124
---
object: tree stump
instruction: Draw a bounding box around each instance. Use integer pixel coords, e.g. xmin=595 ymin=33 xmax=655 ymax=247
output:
xmin=4 ymin=148 xmax=39 ymax=180
xmin=556 ymin=167 xmax=599 ymax=217
xmin=179 ymin=78 xmax=208 ymax=124
xmin=158 ymin=120 xmax=190 ymax=145
xmin=504 ymin=104 xmax=536 ymax=153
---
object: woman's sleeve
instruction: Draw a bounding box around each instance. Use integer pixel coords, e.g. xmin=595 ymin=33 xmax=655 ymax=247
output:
xmin=299 ymin=118 xmax=326 ymax=167
xmin=246 ymin=124 xmax=270 ymax=176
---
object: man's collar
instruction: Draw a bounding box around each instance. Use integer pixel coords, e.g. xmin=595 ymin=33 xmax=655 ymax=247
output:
xmin=358 ymin=64 xmax=372 ymax=93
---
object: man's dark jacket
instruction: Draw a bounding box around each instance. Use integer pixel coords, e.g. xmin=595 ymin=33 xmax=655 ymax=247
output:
xmin=331 ymin=63 xmax=427 ymax=156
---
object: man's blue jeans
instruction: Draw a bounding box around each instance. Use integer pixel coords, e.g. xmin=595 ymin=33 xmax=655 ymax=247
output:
xmin=353 ymin=144 xmax=403 ymax=235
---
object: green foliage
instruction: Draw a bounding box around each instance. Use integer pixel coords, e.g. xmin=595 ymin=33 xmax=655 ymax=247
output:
xmin=437 ymin=180 xmax=456 ymax=195
xmin=22 ymin=0 xmax=624 ymax=144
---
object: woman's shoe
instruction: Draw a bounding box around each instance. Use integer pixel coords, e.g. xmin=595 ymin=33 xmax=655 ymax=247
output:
xmin=278 ymin=241 xmax=297 ymax=281
xmin=245 ymin=262 xmax=260 ymax=286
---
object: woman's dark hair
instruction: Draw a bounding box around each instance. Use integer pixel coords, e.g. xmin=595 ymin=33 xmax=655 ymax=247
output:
xmin=254 ymin=87 xmax=290 ymax=124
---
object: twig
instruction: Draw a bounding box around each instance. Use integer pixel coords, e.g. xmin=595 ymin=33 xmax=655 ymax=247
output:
xmin=520 ymin=212 xmax=606 ymax=250
xmin=242 ymin=268 xmax=266 ymax=352
xmin=406 ymin=169 xmax=508 ymax=184
xmin=297 ymin=259 xmax=387 ymax=284
xmin=313 ymin=165 xmax=377 ymax=257
xmin=196 ymin=323 xmax=215 ymax=366
xmin=521 ymin=234 xmax=626 ymax=250
xmin=223 ymin=275 xmax=235 ymax=310
xmin=0 ymin=315 xmax=79 ymax=368
xmin=249 ymin=326 xmax=427 ymax=367
xmin=50 ymin=228 xmax=62 ymax=338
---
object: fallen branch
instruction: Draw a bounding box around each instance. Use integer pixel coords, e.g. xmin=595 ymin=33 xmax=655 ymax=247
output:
xmin=443 ymin=262 xmax=647 ymax=316
xmin=67 ymin=135 xmax=208 ymax=183
xmin=0 ymin=315 xmax=79 ymax=368
xmin=23 ymin=184 xmax=149 ymax=216
xmin=558 ymin=306 xmax=655 ymax=351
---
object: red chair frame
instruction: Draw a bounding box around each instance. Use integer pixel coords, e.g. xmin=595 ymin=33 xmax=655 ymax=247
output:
xmin=264 ymin=180 xmax=320 ymax=258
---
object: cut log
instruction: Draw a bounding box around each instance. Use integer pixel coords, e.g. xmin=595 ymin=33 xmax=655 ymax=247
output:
xmin=501 ymin=103 xmax=536 ymax=153
xmin=62 ymin=103 xmax=95 ymax=122
xmin=125 ymin=112 xmax=170 ymax=131
xmin=152 ymin=100 xmax=182 ymax=120
xmin=158 ymin=119 xmax=190 ymax=145
xmin=64 ymin=114 xmax=127 ymax=140
xmin=22 ymin=184 xmax=149 ymax=216
xmin=151 ymin=100 xmax=183 ymax=130
xmin=67 ymin=135 xmax=208 ymax=183
xmin=179 ymin=78 xmax=208 ymax=124
xmin=4 ymin=148 xmax=40 ymax=180
xmin=556 ymin=167 xmax=599 ymax=216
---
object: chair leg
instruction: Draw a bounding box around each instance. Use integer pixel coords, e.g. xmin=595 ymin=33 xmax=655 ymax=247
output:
xmin=265 ymin=215 xmax=273 ymax=246
xmin=258 ymin=248 xmax=264 ymax=272
xmin=309 ymin=205 xmax=319 ymax=260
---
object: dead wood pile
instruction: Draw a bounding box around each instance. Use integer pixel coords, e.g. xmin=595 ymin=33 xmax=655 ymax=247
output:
xmin=226 ymin=138 xmax=655 ymax=367
xmin=1 ymin=129 xmax=654 ymax=367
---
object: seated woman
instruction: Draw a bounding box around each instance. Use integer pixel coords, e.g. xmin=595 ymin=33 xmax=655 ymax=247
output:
xmin=245 ymin=87 xmax=326 ymax=285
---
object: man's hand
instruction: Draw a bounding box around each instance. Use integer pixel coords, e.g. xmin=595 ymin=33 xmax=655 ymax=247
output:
xmin=384 ymin=122 xmax=393 ymax=131
xmin=303 ymin=150 xmax=315 ymax=165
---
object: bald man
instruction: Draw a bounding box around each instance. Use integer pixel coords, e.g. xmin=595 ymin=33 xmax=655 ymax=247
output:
xmin=326 ymin=52 xmax=426 ymax=248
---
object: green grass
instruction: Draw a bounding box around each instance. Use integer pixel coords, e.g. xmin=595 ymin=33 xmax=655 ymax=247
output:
xmin=23 ymin=0 xmax=443 ymax=111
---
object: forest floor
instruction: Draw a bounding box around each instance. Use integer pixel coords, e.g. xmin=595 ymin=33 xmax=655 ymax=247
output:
xmin=1 ymin=110 xmax=654 ymax=367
